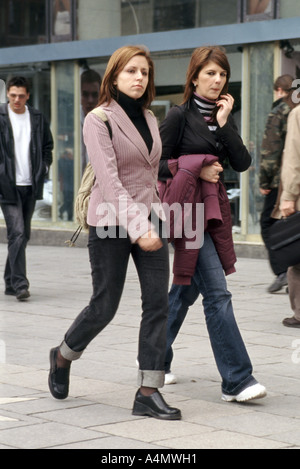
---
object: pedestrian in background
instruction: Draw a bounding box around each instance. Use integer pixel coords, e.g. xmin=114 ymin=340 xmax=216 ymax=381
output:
xmin=259 ymin=74 xmax=296 ymax=293
xmin=158 ymin=46 xmax=267 ymax=402
xmin=48 ymin=45 xmax=181 ymax=420
xmin=276 ymin=103 xmax=300 ymax=328
xmin=80 ymin=68 xmax=102 ymax=175
xmin=0 ymin=76 xmax=53 ymax=301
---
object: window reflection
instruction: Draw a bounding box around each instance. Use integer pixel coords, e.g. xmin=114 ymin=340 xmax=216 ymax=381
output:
xmin=247 ymin=0 xmax=271 ymax=15
xmin=0 ymin=0 xmax=46 ymax=47
xmin=51 ymin=0 xmax=75 ymax=42
xmin=52 ymin=0 xmax=71 ymax=37
xmin=153 ymin=0 xmax=196 ymax=32
xmin=243 ymin=0 xmax=276 ymax=21
xmin=58 ymin=148 xmax=74 ymax=220
xmin=56 ymin=62 xmax=75 ymax=221
xmin=80 ymin=69 xmax=102 ymax=175
xmin=121 ymin=0 xmax=240 ymax=36
xmin=247 ymin=44 xmax=274 ymax=234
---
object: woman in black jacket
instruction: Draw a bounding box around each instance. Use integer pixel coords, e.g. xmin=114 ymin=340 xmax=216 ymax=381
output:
xmin=159 ymin=46 xmax=266 ymax=402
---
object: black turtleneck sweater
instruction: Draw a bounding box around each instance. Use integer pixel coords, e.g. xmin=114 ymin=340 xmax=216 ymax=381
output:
xmin=116 ymin=91 xmax=153 ymax=154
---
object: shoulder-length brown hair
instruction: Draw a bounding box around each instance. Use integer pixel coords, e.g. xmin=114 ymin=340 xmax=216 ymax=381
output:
xmin=98 ymin=45 xmax=156 ymax=108
xmin=183 ymin=46 xmax=231 ymax=104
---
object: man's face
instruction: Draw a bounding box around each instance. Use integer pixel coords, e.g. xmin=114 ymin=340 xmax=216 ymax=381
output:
xmin=7 ymin=86 xmax=30 ymax=114
xmin=81 ymin=81 xmax=100 ymax=115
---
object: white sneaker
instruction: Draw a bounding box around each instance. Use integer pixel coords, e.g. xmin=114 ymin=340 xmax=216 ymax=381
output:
xmin=222 ymin=383 xmax=267 ymax=402
xmin=165 ymin=372 xmax=177 ymax=385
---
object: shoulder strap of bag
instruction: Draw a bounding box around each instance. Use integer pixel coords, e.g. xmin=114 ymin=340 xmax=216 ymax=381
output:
xmin=91 ymin=107 xmax=112 ymax=139
xmin=65 ymin=108 xmax=112 ymax=246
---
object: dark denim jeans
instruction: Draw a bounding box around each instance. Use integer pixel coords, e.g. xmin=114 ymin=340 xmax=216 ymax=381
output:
xmin=165 ymin=232 xmax=256 ymax=395
xmin=61 ymin=224 xmax=170 ymax=388
xmin=1 ymin=186 xmax=36 ymax=292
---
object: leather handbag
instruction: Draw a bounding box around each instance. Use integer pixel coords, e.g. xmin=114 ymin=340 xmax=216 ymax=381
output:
xmin=269 ymin=211 xmax=300 ymax=270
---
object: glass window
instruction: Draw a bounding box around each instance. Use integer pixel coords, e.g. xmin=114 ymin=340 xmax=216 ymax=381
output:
xmin=242 ymin=0 xmax=278 ymax=22
xmin=279 ymin=0 xmax=300 ymax=18
xmin=77 ymin=0 xmax=121 ymax=40
xmin=80 ymin=66 xmax=102 ymax=175
xmin=121 ymin=0 xmax=240 ymax=35
xmin=247 ymin=43 xmax=274 ymax=234
xmin=50 ymin=0 xmax=76 ymax=42
xmin=153 ymin=0 xmax=196 ymax=32
xmin=0 ymin=0 xmax=47 ymax=48
xmin=55 ymin=62 xmax=75 ymax=222
xmin=196 ymin=0 xmax=239 ymax=27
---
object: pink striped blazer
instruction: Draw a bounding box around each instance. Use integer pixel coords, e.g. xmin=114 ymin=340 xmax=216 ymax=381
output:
xmin=83 ymin=100 xmax=163 ymax=242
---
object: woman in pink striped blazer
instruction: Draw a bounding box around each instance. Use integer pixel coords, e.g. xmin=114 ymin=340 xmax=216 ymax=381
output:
xmin=48 ymin=45 xmax=181 ymax=421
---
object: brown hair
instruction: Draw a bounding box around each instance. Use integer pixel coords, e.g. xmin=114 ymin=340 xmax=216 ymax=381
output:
xmin=274 ymin=74 xmax=296 ymax=109
xmin=273 ymin=74 xmax=294 ymax=92
xmin=98 ymin=45 xmax=155 ymax=108
xmin=183 ymin=46 xmax=231 ymax=105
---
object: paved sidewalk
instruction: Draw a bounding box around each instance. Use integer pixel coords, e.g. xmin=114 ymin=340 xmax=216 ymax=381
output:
xmin=0 ymin=242 xmax=300 ymax=450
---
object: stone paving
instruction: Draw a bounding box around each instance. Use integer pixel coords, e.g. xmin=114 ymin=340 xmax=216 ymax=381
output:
xmin=0 ymin=242 xmax=300 ymax=449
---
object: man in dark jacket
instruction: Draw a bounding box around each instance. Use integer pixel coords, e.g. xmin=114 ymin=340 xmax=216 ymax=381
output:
xmin=0 ymin=76 xmax=53 ymax=300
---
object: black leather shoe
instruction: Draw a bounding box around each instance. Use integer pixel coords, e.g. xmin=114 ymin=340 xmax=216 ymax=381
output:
xmin=132 ymin=390 xmax=181 ymax=420
xmin=282 ymin=317 xmax=300 ymax=328
xmin=16 ymin=289 xmax=30 ymax=301
xmin=48 ymin=347 xmax=70 ymax=399
xmin=267 ymin=273 xmax=288 ymax=293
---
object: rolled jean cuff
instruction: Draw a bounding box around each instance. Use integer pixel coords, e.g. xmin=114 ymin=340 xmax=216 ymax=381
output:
xmin=137 ymin=370 xmax=165 ymax=388
xmin=60 ymin=340 xmax=83 ymax=361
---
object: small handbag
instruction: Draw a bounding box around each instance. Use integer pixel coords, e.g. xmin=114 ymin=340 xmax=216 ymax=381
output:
xmin=269 ymin=211 xmax=300 ymax=270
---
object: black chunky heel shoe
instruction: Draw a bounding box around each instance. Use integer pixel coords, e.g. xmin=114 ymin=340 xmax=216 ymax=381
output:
xmin=132 ymin=389 xmax=181 ymax=420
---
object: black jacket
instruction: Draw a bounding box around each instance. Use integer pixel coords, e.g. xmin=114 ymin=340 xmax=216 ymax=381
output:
xmin=0 ymin=103 xmax=53 ymax=203
xmin=159 ymin=98 xmax=251 ymax=181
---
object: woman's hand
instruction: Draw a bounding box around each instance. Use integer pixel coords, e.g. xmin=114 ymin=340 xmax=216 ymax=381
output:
xmin=137 ymin=230 xmax=163 ymax=251
xmin=216 ymin=93 xmax=234 ymax=128
xmin=199 ymin=162 xmax=223 ymax=183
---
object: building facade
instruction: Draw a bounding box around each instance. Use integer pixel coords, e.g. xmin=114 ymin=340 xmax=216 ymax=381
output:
xmin=0 ymin=0 xmax=299 ymax=244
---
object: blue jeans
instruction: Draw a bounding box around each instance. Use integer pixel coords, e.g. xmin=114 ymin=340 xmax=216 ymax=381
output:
xmin=165 ymin=232 xmax=256 ymax=395
xmin=60 ymin=224 xmax=170 ymax=389
xmin=1 ymin=186 xmax=36 ymax=292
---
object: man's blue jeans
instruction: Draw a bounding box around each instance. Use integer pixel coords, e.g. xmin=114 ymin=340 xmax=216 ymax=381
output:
xmin=165 ymin=232 xmax=256 ymax=395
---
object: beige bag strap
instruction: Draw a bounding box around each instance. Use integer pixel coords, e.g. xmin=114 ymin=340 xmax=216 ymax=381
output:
xmin=90 ymin=107 xmax=112 ymax=138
